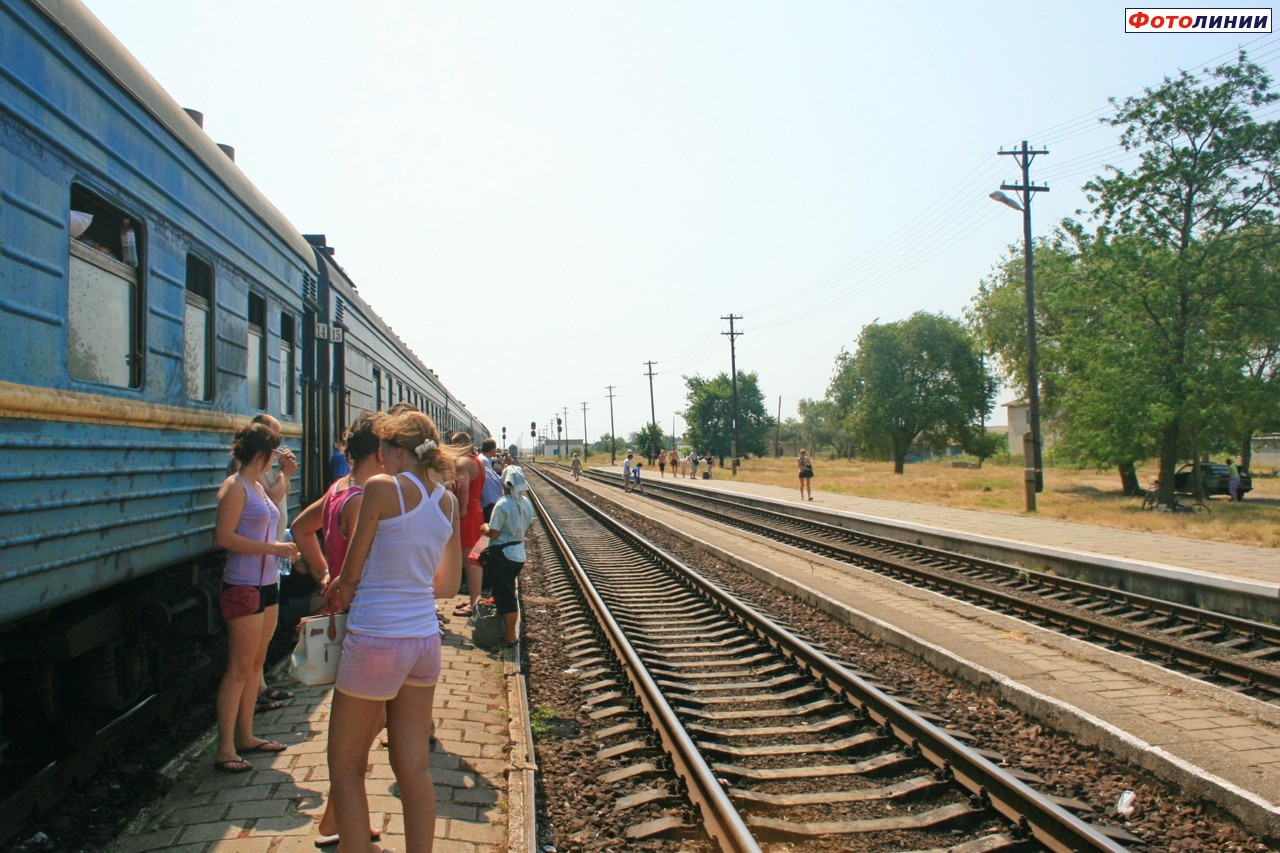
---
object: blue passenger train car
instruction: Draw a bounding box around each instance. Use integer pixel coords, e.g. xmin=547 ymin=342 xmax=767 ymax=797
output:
xmin=0 ymin=0 xmax=487 ymax=762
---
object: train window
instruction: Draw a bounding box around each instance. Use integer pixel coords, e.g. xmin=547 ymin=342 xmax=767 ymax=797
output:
xmin=280 ymin=313 xmax=296 ymax=416
xmin=67 ymin=186 xmax=143 ymax=388
xmin=184 ymin=255 xmax=214 ymax=401
xmin=247 ymin=293 xmax=267 ymax=409
xmin=373 ymin=367 xmax=382 ymax=411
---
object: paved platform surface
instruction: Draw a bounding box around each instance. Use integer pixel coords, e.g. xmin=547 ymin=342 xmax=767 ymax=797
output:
xmin=111 ymin=613 xmax=520 ymax=853
xmin=587 ymin=466 xmax=1280 ymax=837
xmin=625 ymin=466 xmax=1279 ymax=593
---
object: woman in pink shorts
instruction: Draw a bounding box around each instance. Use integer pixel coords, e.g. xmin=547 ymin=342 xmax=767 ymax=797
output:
xmin=325 ymin=411 xmax=462 ymax=852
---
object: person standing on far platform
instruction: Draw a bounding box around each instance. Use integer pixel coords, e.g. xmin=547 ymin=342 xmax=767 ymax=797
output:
xmin=657 ymin=449 xmax=668 ymax=477
xmin=689 ymin=450 xmax=699 ymax=480
xmin=622 ymin=451 xmax=635 ymax=493
xmin=1227 ymin=457 xmax=1241 ymax=502
xmin=798 ymin=448 xmax=814 ymax=501
xmin=325 ymin=411 xmax=462 ymax=853
xmin=570 ymin=451 xmax=583 ymax=481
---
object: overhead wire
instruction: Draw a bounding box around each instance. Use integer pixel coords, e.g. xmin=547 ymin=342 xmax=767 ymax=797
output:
xmin=743 ymin=33 xmax=1280 ymax=335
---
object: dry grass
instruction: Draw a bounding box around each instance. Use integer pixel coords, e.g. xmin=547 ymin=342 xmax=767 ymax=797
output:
xmin=574 ymin=451 xmax=1280 ymax=549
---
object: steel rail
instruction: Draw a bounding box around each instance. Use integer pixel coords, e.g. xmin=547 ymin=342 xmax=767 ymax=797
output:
xmin=577 ymin=467 xmax=1280 ymax=700
xmin=532 ymin=466 xmax=1128 ymax=852
xmin=590 ymin=467 xmax=1280 ymax=642
xmin=526 ymin=475 xmax=761 ymax=852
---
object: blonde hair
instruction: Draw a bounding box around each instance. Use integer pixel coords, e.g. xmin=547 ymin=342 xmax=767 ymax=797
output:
xmin=376 ymin=411 xmax=460 ymax=484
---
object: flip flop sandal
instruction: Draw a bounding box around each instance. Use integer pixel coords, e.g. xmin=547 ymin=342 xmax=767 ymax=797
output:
xmin=239 ymin=740 xmax=287 ymax=754
xmin=452 ymin=603 xmax=474 ymax=617
xmin=255 ymin=698 xmax=284 ymax=713
xmin=213 ymin=758 xmax=252 ymax=774
xmin=314 ymin=830 xmax=381 ymax=847
xmin=261 ymin=687 xmax=294 ymax=701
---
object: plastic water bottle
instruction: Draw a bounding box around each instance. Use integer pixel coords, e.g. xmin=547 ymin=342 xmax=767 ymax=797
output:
xmin=120 ymin=218 xmax=137 ymax=267
xmin=278 ymin=529 xmax=293 ymax=578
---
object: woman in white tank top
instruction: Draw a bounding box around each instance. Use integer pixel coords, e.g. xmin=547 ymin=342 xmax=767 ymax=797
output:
xmin=325 ymin=411 xmax=462 ymax=852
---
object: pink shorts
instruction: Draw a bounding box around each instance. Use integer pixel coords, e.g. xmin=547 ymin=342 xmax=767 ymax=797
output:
xmin=335 ymin=632 xmax=442 ymax=700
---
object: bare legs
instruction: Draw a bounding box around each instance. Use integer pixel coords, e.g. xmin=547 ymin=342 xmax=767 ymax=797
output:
xmin=330 ymin=686 xmax=438 ymax=853
xmin=317 ymin=704 xmax=386 ymax=838
xmin=215 ymin=605 xmax=276 ymax=766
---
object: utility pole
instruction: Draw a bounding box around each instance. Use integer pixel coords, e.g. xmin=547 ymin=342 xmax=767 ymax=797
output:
xmin=997 ymin=141 xmax=1049 ymax=505
xmin=580 ymin=402 xmax=589 ymax=461
xmin=775 ymin=396 xmax=782 ymax=458
xmin=644 ymin=361 xmax=658 ymax=464
xmin=721 ymin=314 xmax=742 ymax=474
xmin=606 ymin=386 xmax=617 ymax=465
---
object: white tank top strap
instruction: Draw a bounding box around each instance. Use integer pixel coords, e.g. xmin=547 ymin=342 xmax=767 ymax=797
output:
xmin=392 ymin=473 xmax=408 ymax=516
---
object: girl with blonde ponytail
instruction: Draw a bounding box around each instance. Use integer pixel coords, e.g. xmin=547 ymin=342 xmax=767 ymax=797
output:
xmin=323 ymin=410 xmax=462 ymax=851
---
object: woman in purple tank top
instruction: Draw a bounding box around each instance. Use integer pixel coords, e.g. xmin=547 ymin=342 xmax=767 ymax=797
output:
xmin=211 ymin=423 xmax=299 ymax=774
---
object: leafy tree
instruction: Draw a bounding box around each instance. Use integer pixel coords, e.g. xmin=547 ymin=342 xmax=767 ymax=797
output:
xmin=828 ymin=312 xmax=993 ymax=473
xmin=626 ymin=424 xmax=669 ymax=464
xmin=972 ymin=55 xmax=1280 ymax=502
xmin=796 ymin=398 xmax=856 ymax=458
xmin=682 ymin=371 xmax=773 ymax=463
xmin=1082 ymin=55 xmax=1280 ymax=503
xmin=592 ymin=432 xmax=619 ymax=457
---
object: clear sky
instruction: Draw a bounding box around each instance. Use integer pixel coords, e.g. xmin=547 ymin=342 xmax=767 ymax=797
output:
xmin=80 ymin=0 xmax=1280 ymax=448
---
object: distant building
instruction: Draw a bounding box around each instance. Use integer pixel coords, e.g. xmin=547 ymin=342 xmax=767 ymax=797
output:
xmin=1003 ymin=401 xmax=1058 ymax=457
xmin=1252 ymin=434 xmax=1280 ymax=470
xmin=536 ymin=438 xmax=586 ymax=457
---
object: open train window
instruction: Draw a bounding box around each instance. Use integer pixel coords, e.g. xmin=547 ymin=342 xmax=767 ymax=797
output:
xmin=67 ymin=186 xmax=143 ymax=388
xmin=247 ymin=293 xmax=267 ymax=409
xmin=280 ymin=313 xmax=296 ymax=416
xmin=373 ymin=367 xmax=383 ymax=411
xmin=184 ymin=255 xmax=214 ymax=401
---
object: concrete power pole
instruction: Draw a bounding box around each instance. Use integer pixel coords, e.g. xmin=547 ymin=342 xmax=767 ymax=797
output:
xmin=606 ymin=385 xmax=617 ymax=465
xmin=643 ymin=361 xmax=658 ymax=464
xmin=997 ymin=140 xmax=1049 ymax=502
xmin=722 ymin=314 xmax=742 ymax=474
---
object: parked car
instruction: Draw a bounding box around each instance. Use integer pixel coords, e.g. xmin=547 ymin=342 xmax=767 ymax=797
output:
xmin=1172 ymin=462 xmax=1252 ymax=498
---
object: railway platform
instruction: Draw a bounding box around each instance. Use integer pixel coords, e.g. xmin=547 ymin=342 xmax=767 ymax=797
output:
xmin=623 ymin=465 xmax=1280 ymax=620
xmin=111 ymin=614 xmax=531 ymax=853
xmin=586 ymin=463 xmax=1280 ymax=837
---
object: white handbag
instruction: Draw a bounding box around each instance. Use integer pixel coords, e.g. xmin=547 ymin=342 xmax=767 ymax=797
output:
xmin=289 ymin=611 xmax=347 ymax=686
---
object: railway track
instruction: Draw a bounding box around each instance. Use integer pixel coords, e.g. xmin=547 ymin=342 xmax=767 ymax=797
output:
xmin=528 ymin=466 xmax=1136 ymax=851
xmin=572 ymin=466 xmax=1280 ymax=703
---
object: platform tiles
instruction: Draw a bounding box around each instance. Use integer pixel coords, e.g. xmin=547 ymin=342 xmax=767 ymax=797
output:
xmin=111 ymin=615 xmax=523 ymax=853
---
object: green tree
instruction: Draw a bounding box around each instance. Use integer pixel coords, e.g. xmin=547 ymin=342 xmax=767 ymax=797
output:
xmin=626 ymin=424 xmax=669 ymax=464
xmin=972 ymin=55 xmax=1280 ymax=502
xmin=682 ymin=371 xmax=773 ymax=463
xmin=796 ymin=398 xmax=856 ymax=458
xmin=828 ymin=312 xmax=993 ymax=474
xmin=592 ymin=432 xmax=619 ymax=456
xmin=1084 ymin=55 xmax=1280 ymax=503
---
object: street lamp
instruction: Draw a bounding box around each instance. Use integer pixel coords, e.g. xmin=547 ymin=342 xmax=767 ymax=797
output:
xmin=992 ymin=141 xmax=1048 ymax=512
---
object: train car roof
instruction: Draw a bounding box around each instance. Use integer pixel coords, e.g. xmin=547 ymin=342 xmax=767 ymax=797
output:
xmin=317 ymin=247 xmax=481 ymax=423
xmin=30 ymin=0 xmax=319 ymax=275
